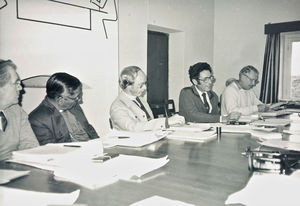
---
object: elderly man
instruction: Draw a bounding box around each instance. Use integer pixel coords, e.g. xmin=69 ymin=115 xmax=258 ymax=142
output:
xmin=29 ymin=72 xmax=99 ymax=145
xmin=221 ymin=65 xmax=269 ymax=115
xmin=179 ymin=62 xmax=240 ymax=123
xmin=0 ymin=59 xmax=39 ymax=161
xmin=110 ymin=66 xmax=185 ymax=131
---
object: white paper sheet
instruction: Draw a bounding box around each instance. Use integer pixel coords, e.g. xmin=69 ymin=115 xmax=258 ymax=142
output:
xmin=260 ymin=139 xmax=300 ymax=151
xmin=130 ymin=195 xmax=195 ymax=206
xmin=225 ymin=172 xmax=300 ymax=206
xmin=102 ymin=130 xmax=168 ymax=147
xmin=53 ymin=155 xmax=169 ymax=189
xmin=0 ymin=187 xmax=79 ymax=206
xmin=0 ymin=170 xmax=30 ymax=184
xmin=167 ymin=130 xmax=217 ymax=143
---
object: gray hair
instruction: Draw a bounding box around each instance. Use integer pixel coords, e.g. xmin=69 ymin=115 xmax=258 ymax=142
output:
xmin=239 ymin=65 xmax=259 ymax=77
xmin=119 ymin=66 xmax=142 ymax=89
xmin=0 ymin=59 xmax=17 ymax=88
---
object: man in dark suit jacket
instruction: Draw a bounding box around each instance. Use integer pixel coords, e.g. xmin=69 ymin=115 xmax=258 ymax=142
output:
xmin=29 ymin=73 xmax=99 ymax=145
xmin=179 ymin=62 xmax=240 ymax=123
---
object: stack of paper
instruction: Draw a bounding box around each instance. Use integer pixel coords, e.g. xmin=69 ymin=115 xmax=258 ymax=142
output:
xmin=250 ymin=118 xmax=291 ymax=127
xmin=0 ymin=187 xmax=79 ymax=206
xmin=260 ymin=139 xmax=300 ymax=152
xmin=225 ymin=172 xmax=300 ymax=206
xmin=0 ymin=170 xmax=30 ymax=184
xmin=8 ymin=140 xmax=104 ymax=171
xmin=53 ymin=155 xmax=169 ymax=189
xmin=130 ymin=195 xmax=195 ymax=206
xmin=102 ymin=130 xmax=168 ymax=147
xmin=167 ymin=125 xmax=217 ymax=142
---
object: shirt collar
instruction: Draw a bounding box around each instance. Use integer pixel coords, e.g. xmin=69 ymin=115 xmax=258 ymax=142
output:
xmin=122 ymin=91 xmax=137 ymax=101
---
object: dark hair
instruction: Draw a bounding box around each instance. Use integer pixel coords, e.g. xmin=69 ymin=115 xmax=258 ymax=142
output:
xmin=46 ymin=72 xmax=81 ymax=99
xmin=0 ymin=59 xmax=17 ymax=87
xmin=188 ymin=62 xmax=212 ymax=84
xmin=119 ymin=66 xmax=142 ymax=89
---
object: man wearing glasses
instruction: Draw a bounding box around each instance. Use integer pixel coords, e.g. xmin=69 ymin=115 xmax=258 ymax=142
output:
xmin=0 ymin=59 xmax=39 ymax=161
xmin=29 ymin=73 xmax=99 ymax=145
xmin=110 ymin=66 xmax=185 ymax=131
xmin=179 ymin=62 xmax=240 ymax=123
xmin=221 ymin=65 xmax=269 ymax=115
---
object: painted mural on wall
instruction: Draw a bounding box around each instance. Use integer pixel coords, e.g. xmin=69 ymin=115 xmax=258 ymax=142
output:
xmin=0 ymin=0 xmax=118 ymax=39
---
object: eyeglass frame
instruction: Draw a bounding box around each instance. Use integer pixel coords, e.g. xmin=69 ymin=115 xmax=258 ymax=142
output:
xmin=198 ymin=75 xmax=216 ymax=83
xmin=60 ymin=93 xmax=82 ymax=102
xmin=242 ymin=73 xmax=259 ymax=84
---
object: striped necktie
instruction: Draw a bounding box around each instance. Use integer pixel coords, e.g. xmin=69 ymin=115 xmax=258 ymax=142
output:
xmin=0 ymin=111 xmax=7 ymax=132
xmin=134 ymin=97 xmax=152 ymax=120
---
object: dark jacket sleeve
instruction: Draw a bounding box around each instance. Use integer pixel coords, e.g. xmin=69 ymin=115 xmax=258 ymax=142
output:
xmin=179 ymin=87 xmax=220 ymax=123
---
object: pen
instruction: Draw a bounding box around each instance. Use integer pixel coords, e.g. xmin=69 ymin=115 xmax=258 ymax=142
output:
xmin=118 ymin=136 xmax=130 ymax=139
xmin=63 ymin=145 xmax=81 ymax=147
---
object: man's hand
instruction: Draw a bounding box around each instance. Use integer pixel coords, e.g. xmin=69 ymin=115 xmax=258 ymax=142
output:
xmin=257 ymin=104 xmax=270 ymax=112
xmin=168 ymin=114 xmax=185 ymax=126
xmin=222 ymin=112 xmax=241 ymax=123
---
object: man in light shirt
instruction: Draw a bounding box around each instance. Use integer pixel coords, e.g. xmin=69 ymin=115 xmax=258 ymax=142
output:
xmin=0 ymin=59 xmax=39 ymax=161
xmin=110 ymin=66 xmax=185 ymax=131
xmin=221 ymin=65 xmax=269 ymax=115
xmin=179 ymin=62 xmax=240 ymax=123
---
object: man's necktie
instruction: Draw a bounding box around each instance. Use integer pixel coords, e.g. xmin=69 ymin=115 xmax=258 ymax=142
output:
xmin=135 ymin=97 xmax=152 ymax=120
xmin=202 ymin=93 xmax=210 ymax=113
xmin=0 ymin=111 xmax=7 ymax=132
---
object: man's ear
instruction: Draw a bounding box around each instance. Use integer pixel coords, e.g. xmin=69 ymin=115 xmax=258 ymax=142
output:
xmin=191 ymin=79 xmax=198 ymax=85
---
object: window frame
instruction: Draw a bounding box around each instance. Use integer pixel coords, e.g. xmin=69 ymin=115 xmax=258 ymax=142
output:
xmin=279 ymin=31 xmax=300 ymax=100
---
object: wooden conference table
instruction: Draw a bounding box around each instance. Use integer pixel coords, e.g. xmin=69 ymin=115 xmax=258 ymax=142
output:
xmin=0 ymin=132 xmax=260 ymax=206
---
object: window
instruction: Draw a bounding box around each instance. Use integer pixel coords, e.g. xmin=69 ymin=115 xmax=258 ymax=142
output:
xmin=280 ymin=31 xmax=300 ymax=100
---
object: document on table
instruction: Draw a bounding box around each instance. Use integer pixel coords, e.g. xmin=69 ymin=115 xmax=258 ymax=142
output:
xmin=0 ymin=187 xmax=79 ymax=206
xmin=53 ymin=155 xmax=169 ymax=189
xmin=225 ymin=171 xmax=300 ymax=206
xmin=167 ymin=130 xmax=217 ymax=143
xmin=130 ymin=195 xmax=195 ymax=206
xmin=260 ymin=139 xmax=300 ymax=152
xmin=7 ymin=140 xmax=104 ymax=171
xmin=102 ymin=130 xmax=168 ymax=147
xmin=250 ymin=130 xmax=282 ymax=141
xmin=169 ymin=123 xmax=212 ymax=132
xmin=250 ymin=118 xmax=291 ymax=127
xmin=0 ymin=169 xmax=30 ymax=184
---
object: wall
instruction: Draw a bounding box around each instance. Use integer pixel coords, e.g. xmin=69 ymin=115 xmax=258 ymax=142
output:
xmin=119 ymin=0 xmax=215 ymax=110
xmin=213 ymin=0 xmax=300 ymax=96
xmin=0 ymin=0 xmax=119 ymax=136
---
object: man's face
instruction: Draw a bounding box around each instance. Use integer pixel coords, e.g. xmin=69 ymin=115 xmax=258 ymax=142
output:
xmin=195 ymin=70 xmax=215 ymax=92
xmin=239 ymin=70 xmax=259 ymax=90
xmin=127 ymin=71 xmax=147 ymax=97
xmin=0 ymin=67 xmax=22 ymax=108
xmin=58 ymin=85 xmax=83 ymax=110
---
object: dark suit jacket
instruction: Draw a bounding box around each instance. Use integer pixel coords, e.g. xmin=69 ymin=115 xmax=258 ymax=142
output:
xmin=29 ymin=97 xmax=99 ymax=145
xmin=179 ymin=86 xmax=220 ymax=123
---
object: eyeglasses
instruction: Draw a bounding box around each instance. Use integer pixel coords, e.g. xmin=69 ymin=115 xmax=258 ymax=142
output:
xmin=243 ymin=73 xmax=259 ymax=84
xmin=60 ymin=93 xmax=82 ymax=102
xmin=198 ymin=76 xmax=215 ymax=83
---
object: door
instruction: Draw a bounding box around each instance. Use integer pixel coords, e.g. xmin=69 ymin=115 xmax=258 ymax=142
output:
xmin=147 ymin=30 xmax=169 ymax=107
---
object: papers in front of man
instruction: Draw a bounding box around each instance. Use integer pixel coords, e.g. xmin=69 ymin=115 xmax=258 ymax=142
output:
xmin=260 ymin=139 xmax=300 ymax=152
xmin=260 ymin=109 xmax=292 ymax=117
xmin=225 ymin=171 xmax=300 ymax=206
xmin=0 ymin=186 xmax=79 ymax=206
xmin=0 ymin=169 xmax=30 ymax=184
xmin=8 ymin=139 xmax=104 ymax=171
xmin=130 ymin=195 xmax=195 ymax=206
xmin=102 ymin=130 xmax=169 ymax=147
xmin=166 ymin=123 xmax=217 ymax=142
xmin=250 ymin=118 xmax=291 ymax=127
xmin=53 ymin=155 xmax=169 ymax=189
